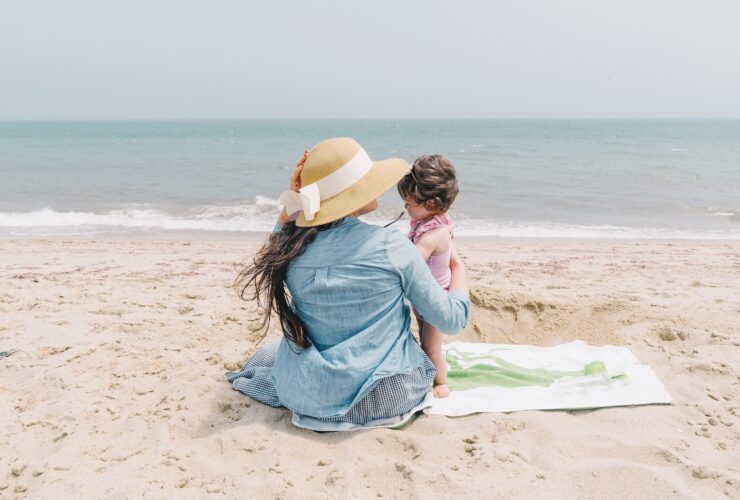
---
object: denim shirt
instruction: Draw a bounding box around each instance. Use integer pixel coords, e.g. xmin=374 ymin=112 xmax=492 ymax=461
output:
xmin=272 ymin=216 xmax=470 ymax=418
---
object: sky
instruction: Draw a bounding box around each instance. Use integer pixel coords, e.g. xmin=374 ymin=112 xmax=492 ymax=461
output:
xmin=1 ymin=0 xmax=739 ymax=120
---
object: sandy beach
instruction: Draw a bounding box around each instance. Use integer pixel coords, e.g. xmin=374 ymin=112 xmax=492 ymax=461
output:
xmin=1 ymin=238 xmax=738 ymax=499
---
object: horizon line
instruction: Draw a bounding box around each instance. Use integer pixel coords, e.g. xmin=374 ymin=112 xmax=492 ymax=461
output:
xmin=2 ymin=116 xmax=740 ymax=123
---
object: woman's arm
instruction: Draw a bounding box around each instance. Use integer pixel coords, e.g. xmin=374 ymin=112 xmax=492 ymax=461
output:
xmin=386 ymin=231 xmax=469 ymax=334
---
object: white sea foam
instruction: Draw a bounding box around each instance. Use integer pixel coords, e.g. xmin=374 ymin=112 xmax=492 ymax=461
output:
xmin=450 ymin=220 xmax=740 ymax=240
xmin=0 ymin=205 xmax=276 ymax=234
xmin=708 ymin=209 xmax=739 ymax=218
xmin=2 ymin=203 xmax=740 ymax=240
xmin=697 ymin=206 xmax=740 ymax=219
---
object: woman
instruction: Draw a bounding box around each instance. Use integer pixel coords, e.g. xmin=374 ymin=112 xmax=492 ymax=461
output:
xmin=226 ymin=137 xmax=469 ymax=429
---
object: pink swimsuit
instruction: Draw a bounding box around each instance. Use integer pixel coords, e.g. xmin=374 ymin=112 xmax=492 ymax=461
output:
xmin=408 ymin=214 xmax=454 ymax=291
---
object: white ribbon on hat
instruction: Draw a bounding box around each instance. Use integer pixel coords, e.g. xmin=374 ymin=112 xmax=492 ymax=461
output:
xmin=278 ymin=148 xmax=373 ymax=221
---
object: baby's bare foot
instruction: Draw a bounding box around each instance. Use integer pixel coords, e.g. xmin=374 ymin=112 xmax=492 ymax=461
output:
xmin=433 ymin=384 xmax=450 ymax=398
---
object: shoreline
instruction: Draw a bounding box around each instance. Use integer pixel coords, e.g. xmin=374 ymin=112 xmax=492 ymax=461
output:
xmin=2 ymin=233 xmax=740 ymax=243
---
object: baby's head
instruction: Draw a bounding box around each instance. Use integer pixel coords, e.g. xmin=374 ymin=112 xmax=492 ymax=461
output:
xmin=397 ymin=154 xmax=458 ymax=220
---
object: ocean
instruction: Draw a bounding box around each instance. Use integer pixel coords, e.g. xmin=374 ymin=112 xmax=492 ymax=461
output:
xmin=1 ymin=119 xmax=738 ymax=239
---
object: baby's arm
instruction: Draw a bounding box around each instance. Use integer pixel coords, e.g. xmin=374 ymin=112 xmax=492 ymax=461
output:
xmin=413 ymin=227 xmax=452 ymax=260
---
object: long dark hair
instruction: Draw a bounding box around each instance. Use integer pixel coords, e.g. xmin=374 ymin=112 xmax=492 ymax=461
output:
xmin=235 ymin=220 xmax=335 ymax=348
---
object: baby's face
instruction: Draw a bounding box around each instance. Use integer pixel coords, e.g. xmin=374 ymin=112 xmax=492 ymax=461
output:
xmin=404 ymin=196 xmax=435 ymax=220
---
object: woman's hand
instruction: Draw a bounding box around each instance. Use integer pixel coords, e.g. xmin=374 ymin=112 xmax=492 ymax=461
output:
xmin=278 ymin=150 xmax=309 ymax=225
xmin=290 ymin=150 xmax=309 ymax=192
xmin=449 ymin=243 xmax=463 ymax=270
xmin=448 ymin=243 xmax=468 ymax=295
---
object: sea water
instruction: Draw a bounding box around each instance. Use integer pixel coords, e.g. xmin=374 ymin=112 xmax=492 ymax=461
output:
xmin=1 ymin=119 xmax=738 ymax=239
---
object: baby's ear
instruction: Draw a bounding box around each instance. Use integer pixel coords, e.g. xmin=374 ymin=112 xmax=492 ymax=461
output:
xmin=424 ymin=200 xmax=438 ymax=212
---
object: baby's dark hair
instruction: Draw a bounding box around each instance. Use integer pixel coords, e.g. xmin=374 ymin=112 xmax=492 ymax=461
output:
xmin=398 ymin=155 xmax=459 ymax=212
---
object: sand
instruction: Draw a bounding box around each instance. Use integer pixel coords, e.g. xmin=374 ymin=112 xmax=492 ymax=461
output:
xmin=1 ymin=238 xmax=738 ymax=499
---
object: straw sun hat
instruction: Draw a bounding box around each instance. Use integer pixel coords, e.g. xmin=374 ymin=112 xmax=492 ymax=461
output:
xmin=278 ymin=137 xmax=409 ymax=227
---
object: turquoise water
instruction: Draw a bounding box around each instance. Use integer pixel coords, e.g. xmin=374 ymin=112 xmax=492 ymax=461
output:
xmin=1 ymin=119 xmax=738 ymax=238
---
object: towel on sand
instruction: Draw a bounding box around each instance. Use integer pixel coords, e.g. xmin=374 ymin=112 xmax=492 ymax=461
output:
xmin=291 ymin=341 xmax=671 ymax=431
xmin=424 ymin=340 xmax=671 ymax=417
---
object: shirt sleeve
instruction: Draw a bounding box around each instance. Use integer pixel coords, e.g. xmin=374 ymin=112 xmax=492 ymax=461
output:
xmin=385 ymin=229 xmax=470 ymax=334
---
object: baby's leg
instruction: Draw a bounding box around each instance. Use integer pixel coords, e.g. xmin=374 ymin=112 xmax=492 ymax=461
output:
xmin=420 ymin=321 xmax=450 ymax=398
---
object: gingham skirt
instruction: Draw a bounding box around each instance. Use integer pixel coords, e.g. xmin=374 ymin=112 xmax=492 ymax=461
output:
xmin=225 ymin=342 xmax=435 ymax=424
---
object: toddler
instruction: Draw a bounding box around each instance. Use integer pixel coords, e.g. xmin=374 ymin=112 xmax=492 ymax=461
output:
xmin=397 ymin=155 xmax=459 ymax=398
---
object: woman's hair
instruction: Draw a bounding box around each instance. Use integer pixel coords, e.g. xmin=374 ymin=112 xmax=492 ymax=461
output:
xmin=235 ymin=220 xmax=336 ymax=349
xmin=397 ymin=154 xmax=459 ymax=212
